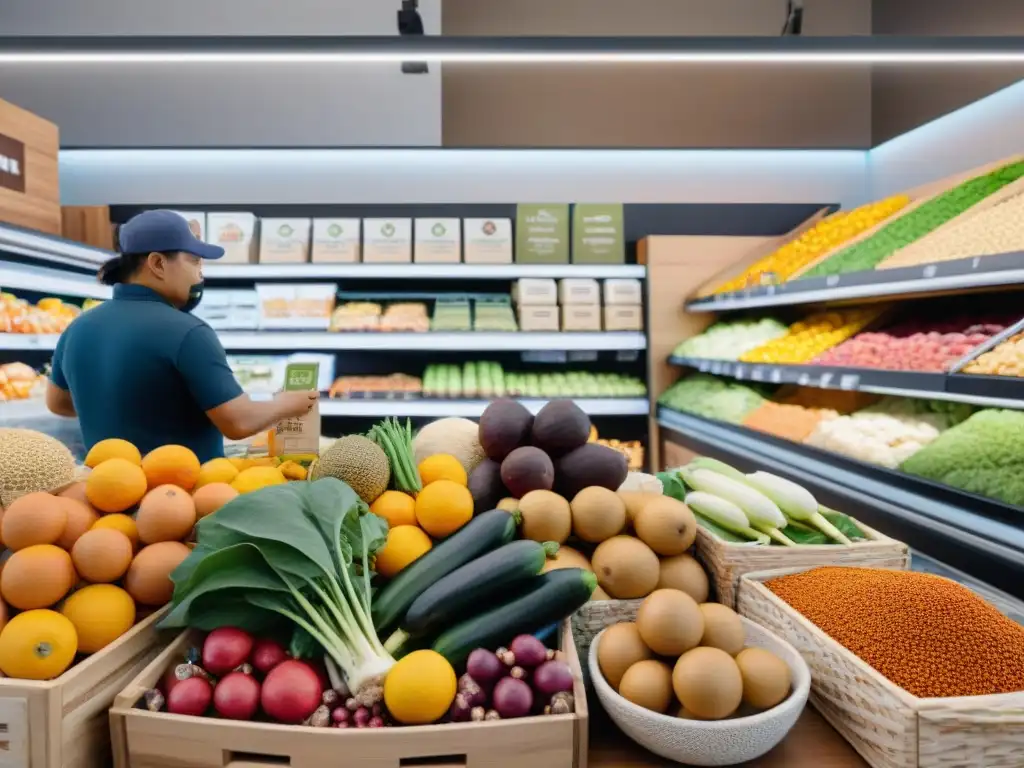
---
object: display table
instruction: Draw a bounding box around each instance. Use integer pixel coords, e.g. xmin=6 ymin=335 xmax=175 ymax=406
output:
xmin=590 ymin=707 xmax=867 ymax=767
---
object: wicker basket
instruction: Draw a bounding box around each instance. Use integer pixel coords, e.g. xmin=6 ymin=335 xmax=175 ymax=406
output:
xmin=695 ymin=521 xmax=909 ymax=608
xmin=571 ymin=599 xmax=642 ymax=669
xmin=737 ymin=566 xmax=1024 ymax=768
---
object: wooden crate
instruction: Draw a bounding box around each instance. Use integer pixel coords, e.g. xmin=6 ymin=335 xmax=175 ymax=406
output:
xmin=0 ymin=608 xmax=169 ymax=768
xmin=0 ymin=98 xmax=60 ymax=236
xmin=738 ymin=567 xmax=1024 ymax=768
xmin=696 ymin=521 xmax=908 ymax=608
xmin=110 ymin=619 xmax=589 ymax=768
xmin=790 ymin=153 xmax=1024 ymax=280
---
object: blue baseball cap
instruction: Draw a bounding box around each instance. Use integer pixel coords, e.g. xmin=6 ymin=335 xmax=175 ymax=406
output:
xmin=118 ymin=209 xmax=224 ymax=260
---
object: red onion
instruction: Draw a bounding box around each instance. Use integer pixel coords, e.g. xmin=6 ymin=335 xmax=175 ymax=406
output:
xmin=532 ymin=660 xmax=574 ymax=698
xmin=509 ymin=635 xmax=548 ymax=668
xmin=492 ymin=677 xmax=533 ymax=719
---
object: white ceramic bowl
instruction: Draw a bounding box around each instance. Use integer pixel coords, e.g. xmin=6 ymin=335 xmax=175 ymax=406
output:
xmin=588 ymin=616 xmax=811 ymax=766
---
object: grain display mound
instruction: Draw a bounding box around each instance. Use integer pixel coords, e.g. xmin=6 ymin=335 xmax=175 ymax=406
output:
xmin=310 ymin=435 xmax=390 ymax=503
xmin=0 ymin=428 xmax=77 ymax=509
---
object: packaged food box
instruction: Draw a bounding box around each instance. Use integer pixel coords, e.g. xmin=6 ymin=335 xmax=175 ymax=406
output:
xmin=363 ymin=218 xmax=412 ymax=263
xmin=558 ymin=278 xmax=600 ymax=305
xmin=464 ymin=217 xmax=513 ymax=263
xmin=603 ymin=304 xmax=644 ymax=332
xmin=269 ymin=361 xmax=320 ymax=459
xmin=258 ymin=218 xmax=312 ymax=264
xmin=515 ymin=204 xmax=570 ymax=264
xmin=519 ymin=305 xmax=560 ymax=332
xmin=561 ymin=304 xmax=602 ymax=332
xmin=513 ymin=278 xmax=558 ymax=306
xmin=311 ymin=218 xmax=361 ymax=263
xmin=572 ymin=203 xmax=625 ymax=264
xmin=602 ymin=278 xmax=643 ymax=305
xmin=414 ymin=218 xmax=462 ymax=263
xmin=256 ymin=283 xmax=336 ymax=330
xmin=207 ymin=212 xmax=257 ymax=264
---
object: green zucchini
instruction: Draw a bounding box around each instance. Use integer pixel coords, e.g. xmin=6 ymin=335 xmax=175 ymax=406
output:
xmin=431 ymin=568 xmax=597 ymax=668
xmin=372 ymin=508 xmax=519 ymax=633
xmin=403 ymin=540 xmax=559 ymax=636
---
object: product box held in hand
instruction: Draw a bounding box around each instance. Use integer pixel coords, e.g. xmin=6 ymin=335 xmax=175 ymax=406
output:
xmin=270 ymin=361 xmax=320 ymax=459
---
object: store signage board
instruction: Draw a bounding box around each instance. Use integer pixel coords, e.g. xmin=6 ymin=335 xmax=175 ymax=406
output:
xmin=572 ymin=203 xmax=625 ymax=265
xmin=0 ymin=134 xmax=25 ymax=193
xmin=515 ymin=204 xmax=570 ymax=264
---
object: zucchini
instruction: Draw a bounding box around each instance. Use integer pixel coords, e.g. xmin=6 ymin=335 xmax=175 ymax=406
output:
xmin=403 ymin=540 xmax=559 ymax=636
xmin=431 ymin=568 xmax=597 ymax=668
xmin=372 ymin=508 xmax=519 ymax=633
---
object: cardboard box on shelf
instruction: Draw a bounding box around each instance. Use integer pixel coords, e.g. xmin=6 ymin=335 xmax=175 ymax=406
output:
xmin=363 ymin=218 xmax=412 ymax=263
xmin=603 ymin=278 xmax=643 ymax=305
xmin=518 ymin=305 xmax=560 ymax=332
xmin=207 ymin=212 xmax=258 ymax=264
xmin=256 ymin=283 xmax=336 ymax=330
xmin=561 ymin=304 xmax=602 ymax=332
xmin=0 ymin=96 xmax=60 ymax=235
xmin=572 ymin=203 xmax=625 ymax=264
xmin=170 ymin=211 xmax=207 ymax=241
xmin=61 ymin=205 xmax=115 ymax=250
xmin=311 ymin=218 xmax=361 ymax=263
xmin=515 ymin=203 xmax=570 ymax=264
xmin=414 ymin=217 xmax=462 ymax=263
xmin=604 ymin=304 xmax=644 ymax=331
xmin=464 ymin=217 xmax=513 ymax=263
xmin=269 ymin=361 xmax=321 ymax=459
xmin=259 ymin=218 xmax=312 ymax=264
xmin=558 ymin=278 xmax=600 ymax=305
xmin=513 ymin=278 xmax=558 ymax=306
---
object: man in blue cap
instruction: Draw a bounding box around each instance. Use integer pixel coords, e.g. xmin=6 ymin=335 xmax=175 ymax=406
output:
xmin=46 ymin=209 xmax=317 ymax=462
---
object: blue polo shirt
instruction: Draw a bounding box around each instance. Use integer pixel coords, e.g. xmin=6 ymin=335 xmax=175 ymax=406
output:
xmin=51 ymin=284 xmax=243 ymax=463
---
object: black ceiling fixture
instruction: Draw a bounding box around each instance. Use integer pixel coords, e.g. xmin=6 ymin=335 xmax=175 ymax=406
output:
xmin=781 ymin=0 xmax=804 ymax=36
xmin=397 ymin=0 xmax=428 ymax=74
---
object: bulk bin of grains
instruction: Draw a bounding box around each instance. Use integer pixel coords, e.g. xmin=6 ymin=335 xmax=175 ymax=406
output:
xmin=738 ymin=565 xmax=1024 ymax=768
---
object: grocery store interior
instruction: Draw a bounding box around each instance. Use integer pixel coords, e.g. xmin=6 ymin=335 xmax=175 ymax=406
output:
xmin=3 ymin=2 xmax=1024 ymax=767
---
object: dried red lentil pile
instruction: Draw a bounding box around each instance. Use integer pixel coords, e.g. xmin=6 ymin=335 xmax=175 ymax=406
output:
xmin=766 ymin=566 xmax=1024 ymax=698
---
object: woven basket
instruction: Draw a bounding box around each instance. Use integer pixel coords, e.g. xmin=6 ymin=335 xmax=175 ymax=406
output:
xmin=696 ymin=521 xmax=909 ymax=608
xmin=737 ymin=566 xmax=1024 ymax=768
xmin=571 ymin=599 xmax=642 ymax=671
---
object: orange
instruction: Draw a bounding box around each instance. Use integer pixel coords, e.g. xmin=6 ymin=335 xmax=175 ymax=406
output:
xmin=195 ymin=458 xmax=239 ymax=489
xmin=417 ymin=454 xmax=468 ymax=487
xmin=60 ymin=584 xmax=136 ymax=654
xmin=136 ymin=485 xmax=196 ymax=544
xmin=85 ymin=458 xmax=147 ymax=513
xmin=192 ymin=483 xmax=238 ymax=520
xmin=375 ymin=526 xmax=432 ymax=579
xmin=0 ymin=545 xmax=75 ymax=610
xmin=141 ymin=445 xmax=201 ymax=491
xmin=370 ymin=491 xmax=417 ymax=528
xmin=91 ymin=514 xmax=139 ymax=549
xmin=55 ymin=498 xmax=99 ymax=551
xmin=71 ymin=529 xmax=134 ymax=583
xmin=1 ymin=493 xmax=67 ymax=551
xmin=415 ymin=480 xmax=473 ymax=539
xmin=84 ymin=438 xmax=142 ymax=468
xmin=0 ymin=610 xmax=78 ymax=680
xmin=384 ymin=650 xmax=457 ymax=725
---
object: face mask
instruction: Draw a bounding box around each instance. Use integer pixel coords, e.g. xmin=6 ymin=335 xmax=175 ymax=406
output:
xmin=181 ymin=281 xmax=204 ymax=313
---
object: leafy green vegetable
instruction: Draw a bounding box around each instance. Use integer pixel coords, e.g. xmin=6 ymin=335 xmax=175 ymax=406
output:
xmin=821 ymin=508 xmax=866 ymax=541
xmin=160 ymin=478 xmax=394 ymax=705
xmin=369 ymin=418 xmax=422 ymax=494
xmin=658 ymin=470 xmax=689 ymax=503
xmin=694 ymin=514 xmax=754 ymax=544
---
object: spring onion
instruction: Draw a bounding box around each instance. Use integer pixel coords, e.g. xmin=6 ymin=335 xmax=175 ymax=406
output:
xmin=685 ymin=456 xmax=748 ymax=483
xmin=744 ymin=471 xmax=852 ymax=545
xmin=684 ymin=491 xmax=770 ymax=545
xmin=682 ymin=467 xmax=795 ymax=546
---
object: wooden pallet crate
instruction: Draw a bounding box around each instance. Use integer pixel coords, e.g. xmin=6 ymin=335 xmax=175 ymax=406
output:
xmin=0 ymin=607 xmax=168 ymax=768
xmin=738 ymin=566 xmax=1024 ymax=768
xmin=110 ymin=618 xmax=589 ymax=768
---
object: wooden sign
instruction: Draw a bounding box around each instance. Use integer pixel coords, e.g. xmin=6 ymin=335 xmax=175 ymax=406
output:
xmin=0 ymin=97 xmax=60 ymax=235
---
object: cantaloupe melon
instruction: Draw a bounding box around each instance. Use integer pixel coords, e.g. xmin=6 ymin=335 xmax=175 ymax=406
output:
xmin=412 ymin=418 xmax=486 ymax=476
xmin=0 ymin=429 xmax=77 ymax=509
xmin=310 ymin=435 xmax=390 ymax=503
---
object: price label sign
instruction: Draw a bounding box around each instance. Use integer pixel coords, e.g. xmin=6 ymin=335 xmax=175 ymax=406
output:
xmin=751 ymin=368 xmax=765 ymax=382
xmin=698 ymin=360 xmax=710 ymax=372
xmin=839 ymin=374 xmax=860 ymax=390
xmin=568 ymin=351 xmax=598 ymax=363
xmin=797 ymin=373 xmax=811 ymax=386
xmin=615 ymin=351 xmax=639 ymax=363
xmin=770 ymin=368 xmax=782 ymax=384
xmin=734 ymin=365 xmax=746 ymax=379
xmin=522 ymin=351 xmax=567 ymax=364
xmin=922 ymin=264 xmax=938 ymax=279
xmin=819 ymin=372 xmax=834 ymax=388
xmin=826 ymin=275 xmax=840 ymax=287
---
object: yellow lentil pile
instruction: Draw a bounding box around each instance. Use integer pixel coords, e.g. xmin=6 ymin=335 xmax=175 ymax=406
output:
xmin=766 ymin=567 xmax=1024 ymax=699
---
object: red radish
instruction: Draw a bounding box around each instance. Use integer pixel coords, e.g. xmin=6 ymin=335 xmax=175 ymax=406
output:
xmin=492 ymin=677 xmax=532 ymax=719
xmin=251 ymin=638 xmax=288 ymax=675
xmin=261 ymin=660 xmax=322 ymax=724
xmin=532 ymin=660 xmax=574 ymax=697
xmin=202 ymin=628 xmax=253 ymax=676
xmin=167 ymin=676 xmax=213 ymax=717
xmin=213 ymin=672 xmax=261 ymax=720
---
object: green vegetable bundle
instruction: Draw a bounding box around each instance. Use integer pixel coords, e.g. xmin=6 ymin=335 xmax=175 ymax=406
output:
xmin=369 ymin=418 xmax=422 ymax=494
xmin=160 ymin=478 xmax=394 ymax=705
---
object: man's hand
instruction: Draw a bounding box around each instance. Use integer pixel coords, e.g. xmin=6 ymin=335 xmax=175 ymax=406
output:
xmin=274 ymin=390 xmax=319 ymax=419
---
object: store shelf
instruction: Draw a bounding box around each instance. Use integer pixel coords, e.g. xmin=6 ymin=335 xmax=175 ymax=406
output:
xmin=321 ymin=397 xmax=649 ymax=417
xmin=204 ymin=263 xmax=646 ymax=280
xmin=216 ymin=331 xmax=647 ymax=352
xmin=0 ymin=334 xmax=58 ymax=351
xmin=656 ymin=407 xmax=1024 ymax=597
xmin=0 ymin=264 xmax=111 ymax=300
xmin=685 ymin=252 xmax=1024 ymax=312
xmin=0 ymin=398 xmax=55 ymax=423
xmin=668 ymin=355 xmax=1024 ymax=409
xmin=0 ymin=222 xmax=111 ymax=270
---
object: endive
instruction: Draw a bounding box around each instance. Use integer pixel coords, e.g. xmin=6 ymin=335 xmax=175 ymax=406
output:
xmin=682 ymin=467 xmax=795 ymax=547
xmin=744 ymin=471 xmax=852 ymax=545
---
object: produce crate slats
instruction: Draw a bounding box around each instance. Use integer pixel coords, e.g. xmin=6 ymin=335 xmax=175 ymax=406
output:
xmin=738 ymin=567 xmax=1024 ymax=768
